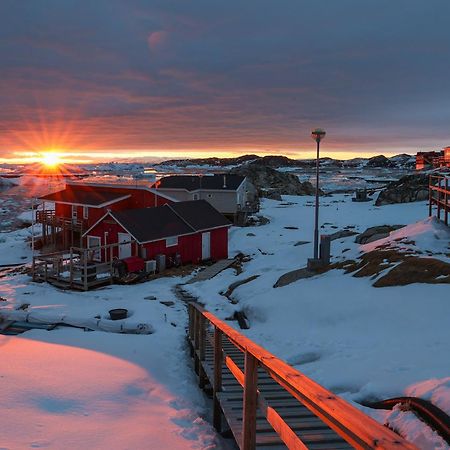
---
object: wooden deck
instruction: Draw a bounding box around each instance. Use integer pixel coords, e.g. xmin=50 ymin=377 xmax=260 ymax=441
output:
xmin=429 ymin=175 xmax=450 ymax=225
xmin=188 ymin=303 xmax=417 ymax=450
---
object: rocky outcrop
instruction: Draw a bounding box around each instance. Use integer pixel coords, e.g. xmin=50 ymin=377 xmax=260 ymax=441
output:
xmin=366 ymin=155 xmax=396 ymax=168
xmin=230 ymin=162 xmax=322 ymax=197
xmin=375 ymin=174 xmax=429 ymax=206
xmin=355 ymin=225 xmax=405 ymax=244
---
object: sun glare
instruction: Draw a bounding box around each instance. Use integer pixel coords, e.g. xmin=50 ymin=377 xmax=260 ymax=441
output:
xmin=41 ymin=152 xmax=62 ymax=167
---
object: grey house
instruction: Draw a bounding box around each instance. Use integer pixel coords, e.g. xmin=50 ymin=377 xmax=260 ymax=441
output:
xmin=153 ymin=174 xmax=259 ymax=224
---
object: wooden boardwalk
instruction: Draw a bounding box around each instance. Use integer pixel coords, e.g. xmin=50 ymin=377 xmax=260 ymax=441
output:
xmin=188 ymin=303 xmax=417 ymax=450
xmin=186 ymin=258 xmax=235 ymax=284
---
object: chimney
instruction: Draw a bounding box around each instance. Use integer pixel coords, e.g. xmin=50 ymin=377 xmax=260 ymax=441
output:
xmin=223 ymin=175 xmax=227 ymax=188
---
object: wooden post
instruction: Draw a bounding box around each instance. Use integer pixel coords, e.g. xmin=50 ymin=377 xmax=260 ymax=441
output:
xmin=428 ymin=176 xmax=433 ymax=217
xmin=242 ymin=351 xmax=258 ymax=450
xmin=213 ymin=326 xmax=223 ymax=431
xmin=445 ymin=178 xmax=449 ymax=225
xmin=83 ymin=251 xmax=88 ymax=291
xmin=69 ymin=248 xmax=74 ymax=287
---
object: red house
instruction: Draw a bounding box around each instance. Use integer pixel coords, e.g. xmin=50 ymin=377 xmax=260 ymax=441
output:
xmin=37 ymin=182 xmax=176 ymax=248
xmin=82 ymin=200 xmax=231 ymax=263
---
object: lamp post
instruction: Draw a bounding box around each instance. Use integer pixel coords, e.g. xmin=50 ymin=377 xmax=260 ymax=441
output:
xmin=311 ymin=128 xmax=326 ymax=261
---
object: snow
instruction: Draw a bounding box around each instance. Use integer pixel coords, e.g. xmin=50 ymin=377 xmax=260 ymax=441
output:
xmin=0 ymin=277 xmax=220 ymax=449
xmin=361 ymin=216 xmax=450 ymax=261
xmin=0 ymin=192 xmax=449 ymax=449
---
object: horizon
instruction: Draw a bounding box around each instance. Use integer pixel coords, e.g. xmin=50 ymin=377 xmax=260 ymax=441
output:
xmin=1 ymin=1 xmax=450 ymax=163
xmin=0 ymin=148 xmax=417 ymax=166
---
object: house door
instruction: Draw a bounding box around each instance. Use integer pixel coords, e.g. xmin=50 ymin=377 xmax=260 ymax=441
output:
xmin=118 ymin=233 xmax=132 ymax=259
xmin=201 ymin=232 xmax=211 ymax=260
xmin=87 ymin=236 xmax=101 ymax=262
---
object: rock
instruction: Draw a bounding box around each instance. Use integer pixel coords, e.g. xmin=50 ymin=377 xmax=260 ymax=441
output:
xmin=230 ymin=162 xmax=323 ymax=197
xmin=263 ymin=190 xmax=283 ymax=201
xmin=355 ymin=225 xmax=405 ymax=244
xmin=294 ymin=241 xmax=309 ymax=246
xmin=328 ymin=229 xmax=358 ymax=241
xmin=365 ymin=155 xmax=396 ymax=168
xmin=375 ymin=174 xmax=429 ymax=206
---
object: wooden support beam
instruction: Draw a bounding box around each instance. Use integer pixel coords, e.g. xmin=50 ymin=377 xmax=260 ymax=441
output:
xmin=242 ymin=351 xmax=258 ymax=450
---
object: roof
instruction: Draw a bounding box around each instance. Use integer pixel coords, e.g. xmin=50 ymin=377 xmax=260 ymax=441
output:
xmin=168 ymin=200 xmax=231 ymax=231
xmin=65 ymin=181 xmax=177 ymax=202
xmin=84 ymin=200 xmax=231 ymax=243
xmin=39 ymin=188 xmax=130 ymax=207
xmin=156 ymin=174 xmax=245 ymax=191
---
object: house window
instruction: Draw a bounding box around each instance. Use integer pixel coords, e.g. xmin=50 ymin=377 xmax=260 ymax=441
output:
xmin=193 ymin=193 xmax=200 ymax=200
xmin=207 ymin=194 xmax=213 ymax=198
xmin=83 ymin=206 xmax=89 ymax=219
xmin=166 ymin=236 xmax=178 ymax=247
xmin=71 ymin=205 xmax=77 ymax=219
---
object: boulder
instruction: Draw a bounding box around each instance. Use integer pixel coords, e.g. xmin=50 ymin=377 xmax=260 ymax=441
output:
xmin=230 ymin=162 xmax=322 ymax=197
xmin=355 ymin=225 xmax=405 ymax=244
xmin=375 ymin=174 xmax=429 ymax=206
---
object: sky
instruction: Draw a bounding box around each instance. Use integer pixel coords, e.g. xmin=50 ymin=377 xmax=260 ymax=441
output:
xmin=1 ymin=0 xmax=450 ymax=163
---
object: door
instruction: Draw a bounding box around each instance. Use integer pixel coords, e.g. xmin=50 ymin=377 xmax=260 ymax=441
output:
xmin=201 ymin=232 xmax=211 ymax=260
xmin=118 ymin=232 xmax=132 ymax=259
xmin=87 ymin=236 xmax=101 ymax=262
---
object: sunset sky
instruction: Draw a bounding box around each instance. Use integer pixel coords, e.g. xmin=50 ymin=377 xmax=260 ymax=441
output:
xmin=1 ymin=1 xmax=450 ymax=163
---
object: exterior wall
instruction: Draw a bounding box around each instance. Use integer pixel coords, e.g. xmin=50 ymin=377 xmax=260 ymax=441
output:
xmin=84 ymin=219 xmax=138 ymax=261
xmin=142 ymin=234 xmax=202 ymax=265
xmin=210 ymin=227 xmax=228 ymax=260
xmin=238 ymin=179 xmax=258 ymax=207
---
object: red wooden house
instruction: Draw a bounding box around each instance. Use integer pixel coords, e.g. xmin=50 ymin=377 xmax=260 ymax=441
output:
xmin=37 ymin=182 xmax=176 ymax=248
xmin=82 ymin=200 xmax=231 ymax=263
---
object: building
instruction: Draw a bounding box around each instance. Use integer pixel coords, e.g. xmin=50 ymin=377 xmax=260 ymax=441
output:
xmin=153 ymin=174 xmax=259 ymax=223
xmin=416 ymin=148 xmax=450 ymax=170
xmin=82 ymin=200 xmax=231 ymax=264
xmin=37 ymin=182 xmax=176 ymax=249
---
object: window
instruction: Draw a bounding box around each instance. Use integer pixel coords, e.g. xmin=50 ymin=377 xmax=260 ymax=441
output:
xmin=193 ymin=193 xmax=200 ymax=200
xmin=83 ymin=206 xmax=89 ymax=219
xmin=71 ymin=205 xmax=77 ymax=219
xmin=166 ymin=236 xmax=178 ymax=247
xmin=207 ymin=194 xmax=213 ymax=198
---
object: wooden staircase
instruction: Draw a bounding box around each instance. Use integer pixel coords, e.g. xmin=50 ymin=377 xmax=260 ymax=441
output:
xmin=188 ymin=303 xmax=417 ymax=450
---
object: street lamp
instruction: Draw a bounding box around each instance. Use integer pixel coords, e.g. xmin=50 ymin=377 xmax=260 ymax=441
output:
xmin=311 ymin=128 xmax=326 ymax=261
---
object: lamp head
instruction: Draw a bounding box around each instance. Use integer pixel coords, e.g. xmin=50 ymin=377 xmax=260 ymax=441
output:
xmin=311 ymin=128 xmax=326 ymax=143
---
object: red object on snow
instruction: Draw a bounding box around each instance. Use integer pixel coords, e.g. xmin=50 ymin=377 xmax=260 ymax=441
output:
xmin=122 ymin=256 xmax=145 ymax=273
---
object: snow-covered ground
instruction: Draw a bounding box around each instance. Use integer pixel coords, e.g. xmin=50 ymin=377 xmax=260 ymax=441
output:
xmin=0 ymin=193 xmax=449 ymax=449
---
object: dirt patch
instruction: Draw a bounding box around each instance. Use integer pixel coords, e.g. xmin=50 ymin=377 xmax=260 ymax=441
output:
xmin=331 ymin=249 xmax=450 ymax=287
xmin=374 ymin=257 xmax=450 ymax=287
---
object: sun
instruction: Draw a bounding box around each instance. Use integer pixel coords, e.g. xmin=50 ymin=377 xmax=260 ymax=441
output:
xmin=41 ymin=152 xmax=62 ymax=168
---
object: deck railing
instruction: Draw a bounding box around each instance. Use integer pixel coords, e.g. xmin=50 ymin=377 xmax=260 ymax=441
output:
xmin=429 ymin=175 xmax=450 ymax=225
xmin=188 ymin=302 xmax=416 ymax=450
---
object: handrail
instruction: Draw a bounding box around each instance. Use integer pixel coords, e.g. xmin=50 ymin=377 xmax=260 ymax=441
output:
xmin=188 ymin=302 xmax=416 ymax=450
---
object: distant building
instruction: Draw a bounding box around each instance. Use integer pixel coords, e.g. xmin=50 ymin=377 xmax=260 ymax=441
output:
xmin=416 ymin=147 xmax=450 ymax=170
xmin=153 ymin=174 xmax=259 ymax=224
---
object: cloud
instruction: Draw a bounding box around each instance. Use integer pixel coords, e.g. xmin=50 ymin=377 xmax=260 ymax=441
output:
xmin=148 ymin=31 xmax=169 ymax=50
xmin=1 ymin=0 xmax=450 ymax=158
